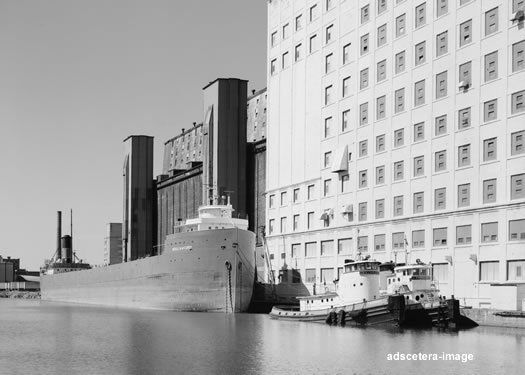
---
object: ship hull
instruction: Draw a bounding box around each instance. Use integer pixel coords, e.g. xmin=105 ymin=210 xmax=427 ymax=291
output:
xmin=41 ymin=229 xmax=255 ymax=313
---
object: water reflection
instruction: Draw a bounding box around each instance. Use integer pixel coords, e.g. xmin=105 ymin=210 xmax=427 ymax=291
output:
xmin=0 ymin=300 xmax=523 ymax=375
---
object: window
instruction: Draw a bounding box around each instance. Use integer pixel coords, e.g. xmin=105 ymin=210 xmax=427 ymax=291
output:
xmin=307 ymin=212 xmax=314 ymax=229
xmin=396 ymin=14 xmax=406 ymax=37
xmin=458 ymin=107 xmax=471 ymax=129
xmin=480 ymin=261 xmax=499 ymax=282
xmin=291 ymin=243 xmax=300 ymax=258
xmin=414 ymin=80 xmax=425 ymax=106
xmin=377 ymin=0 xmax=387 ymax=14
xmin=360 ymin=34 xmax=369 ymax=55
xmin=324 ymin=117 xmax=332 ymax=138
xmin=374 ymin=234 xmax=386 ymax=251
xmin=483 ymin=178 xmax=497 ymax=203
xmin=376 ymin=166 xmax=385 ymax=185
xmin=342 ymin=109 xmax=350 ymax=131
xmin=394 ymin=161 xmax=404 ymax=181
xmin=435 ymin=187 xmax=446 ymax=210
xmin=293 ymin=188 xmax=299 ymax=203
xmin=414 ymin=156 xmax=424 ymax=177
xmin=282 ymin=52 xmax=290 ymax=69
xmin=509 ymin=220 xmax=525 ymax=241
xmin=305 ymin=268 xmax=316 ymax=283
xmin=459 ymin=61 xmax=471 ymax=86
xmin=395 ymin=51 xmax=405 ymax=73
xmin=484 ymin=51 xmax=498 ymax=82
xmin=435 ymin=115 xmax=447 ymax=136
xmin=295 ymin=14 xmax=303 ymax=31
xmin=282 ymin=23 xmax=290 ymax=40
xmin=394 ymin=128 xmax=404 ymax=147
xmin=513 ymin=0 xmax=525 ymax=12
xmin=412 ymin=230 xmax=425 ymax=248
xmin=295 ymin=44 xmax=303 ymax=61
xmin=484 ymin=99 xmax=497 ymax=122
xmin=340 ymin=45 xmax=351 ymax=67
xmin=433 ymin=227 xmax=447 ymax=247
xmin=323 ymin=151 xmax=332 ymax=168
xmin=360 ymin=68 xmax=369 ymax=89
xmin=269 ymin=219 xmax=275 ymax=234
xmin=435 ymin=71 xmax=447 ymax=99
xmin=511 ymin=174 xmax=525 ymax=200
xmin=413 ymin=191 xmax=424 ymax=213
xmin=393 ymin=195 xmax=404 ymax=216
xmin=305 ymin=242 xmax=317 ymax=258
xmin=270 ymin=59 xmax=277 ymax=75
xmin=271 ymin=31 xmax=278 ymax=47
xmin=508 ymin=260 xmax=525 ymax=281
xmin=325 ymin=0 xmax=334 ymax=11
xmin=481 ymin=222 xmax=498 ymax=242
xmin=359 ymin=202 xmax=367 ymax=221
xmin=309 ymin=34 xmax=318 ymax=53
xmin=320 ymin=268 xmax=334 ymax=284
xmin=459 ymin=20 xmax=472 ymax=47
xmin=458 ymin=144 xmax=470 ymax=167
xmin=321 ymin=240 xmax=334 ymax=256
xmin=342 ymin=76 xmax=351 ymax=97
xmin=415 ymin=3 xmax=426 ymax=28
xmin=436 ymin=0 xmax=448 ymax=17
xmin=280 ymin=217 xmax=287 ymax=233
xmin=325 ymin=53 xmax=333 ymax=73
xmin=360 ymin=103 xmax=368 ymax=125
xmin=375 ymin=199 xmax=385 ymax=218
xmin=485 ymin=7 xmax=498 ymax=36
xmin=376 ymin=96 xmax=386 ymax=119
xmin=280 ymin=191 xmax=287 ymax=206
xmin=361 ymin=4 xmax=370 ymax=24
xmin=392 ymin=232 xmax=405 ymax=250
xmin=415 ymin=41 xmax=426 ymax=65
xmin=359 ymin=170 xmax=368 ymax=188
xmin=512 ymin=131 xmax=525 ymax=155
xmin=433 ymin=263 xmax=449 ymax=284
xmin=359 ymin=140 xmax=368 ymax=157
xmin=325 ymin=24 xmax=333 ymax=44
xmin=414 ymin=122 xmax=424 ymax=142
xmin=458 ymin=183 xmax=470 ymax=207
xmin=309 ymin=4 xmax=318 ymax=21
xmin=377 ymin=24 xmax=387 ymax=47
xmin=307 ymin=185 xmax=315 ymax=200
xmin=436 ymin=31 xmax=448 ymax=56
xmin=395 ymin=88 xmax=405 ymax=113
xmin=456 ymin=225 xmax=472 ymax=245
xmin=482 ymin=138 xmax=497 ymax=162
xmin=324 ymin=85 xmax=333 ymax=105
xmin=376 ymin=134 xmax=385 ymax=153
xmin=323 ymin=179 xmax=331 ymax=196
xmin=512 ymin=41 xmax=525 ymax=73
xmin=338 ymin=238 xmax=352 ymax=254
xmin=357 ymin=236 xmax=368 ymax=252
xmin=511 ymin=90 xmax=525 ymax=114
xmin=341 ymin=174 xmax=349 ymax=193
xmin=377 ymin=60 xmax=387 ymax=82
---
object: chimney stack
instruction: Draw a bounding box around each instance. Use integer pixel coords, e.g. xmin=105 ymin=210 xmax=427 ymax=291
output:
xmin=57 ymin=211 xmax=62 ymax=260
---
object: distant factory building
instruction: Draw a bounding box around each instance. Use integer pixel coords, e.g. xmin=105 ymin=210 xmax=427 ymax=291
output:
xmin=1 ymin=255 xmax=39 ymax=290
xmin=104 ymin=223 xmax=123 ymax=265
xmin=122 ymin=135 xmax=156 ymax=261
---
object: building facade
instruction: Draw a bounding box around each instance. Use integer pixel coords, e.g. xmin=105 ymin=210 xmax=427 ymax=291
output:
xmin=104 ymin=223 xmax=123 ymax=265
xmin=265 ymin=0 xmax=525 ymax=306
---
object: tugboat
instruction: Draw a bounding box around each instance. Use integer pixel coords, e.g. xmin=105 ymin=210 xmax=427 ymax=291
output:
xmin=386 ymin=260 xmax=478 ymax=328
xmin=269 ymin=257 xmax=429 ymax=327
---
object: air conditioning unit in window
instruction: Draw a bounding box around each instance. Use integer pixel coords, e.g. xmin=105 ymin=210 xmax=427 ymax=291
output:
xmin=511 ymin=10 xmax=524 ymax=22
xmin=458 ymin=80 xmax=470 ymax=91
xmin=340 ymin=204 xmax=353 ymax=214
xmin=445 ymin=255 xmax=453 ymax=265
xmin=469 ymin=254 xmax=478 ymax=265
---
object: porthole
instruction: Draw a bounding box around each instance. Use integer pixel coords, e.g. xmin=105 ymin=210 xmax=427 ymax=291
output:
xmin=415 ymin=295 xmax=420 ymax=301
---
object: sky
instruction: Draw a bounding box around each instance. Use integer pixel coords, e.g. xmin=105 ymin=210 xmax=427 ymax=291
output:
xmin=0 ymin=0 xmax=267 ymax=270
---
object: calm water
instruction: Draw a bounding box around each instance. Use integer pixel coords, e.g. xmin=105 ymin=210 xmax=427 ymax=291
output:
xmin=0 ymin=300 xmax=523 ymax=375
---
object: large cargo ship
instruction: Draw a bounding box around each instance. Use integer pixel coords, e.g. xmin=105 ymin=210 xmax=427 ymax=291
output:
xmin=41 ymin=202 xmax=256 ymax=312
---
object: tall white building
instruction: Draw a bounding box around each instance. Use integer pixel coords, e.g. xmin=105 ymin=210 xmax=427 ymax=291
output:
xmin=265 ymin=0 xmax=525 ymax=307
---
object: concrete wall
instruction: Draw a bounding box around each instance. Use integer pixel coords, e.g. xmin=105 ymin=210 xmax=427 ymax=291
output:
xmin=104 ymin=223 xmax=123 ymax=265
xmin=162 ymin=124 xmax=204 ymax=174
xmin=123 ymin=135 xmax=156 ymax=261
xmin=247 ymin=88 xmax=267 ymax=143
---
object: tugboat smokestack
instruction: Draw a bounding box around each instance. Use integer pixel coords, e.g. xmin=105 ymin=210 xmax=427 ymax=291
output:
xmin=57 ymin=211 xmax=62 ymax=260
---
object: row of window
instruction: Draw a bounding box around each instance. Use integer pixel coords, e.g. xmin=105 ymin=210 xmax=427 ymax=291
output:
xmin=273 ymin=259 xmax=525 ymax=285
xmin=270 ymin=220 xmax=525 ymax=258
xmin=267 ymin=174 xmax=525 ymax=233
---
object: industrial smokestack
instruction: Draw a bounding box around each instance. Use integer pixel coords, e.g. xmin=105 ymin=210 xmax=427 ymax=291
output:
xmin=57 ymin=211 xmax=62 ymax=260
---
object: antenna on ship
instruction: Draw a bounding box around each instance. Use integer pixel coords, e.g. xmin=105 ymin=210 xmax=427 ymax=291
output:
xmin=70 ymin=209 xmax=74 ymax=264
